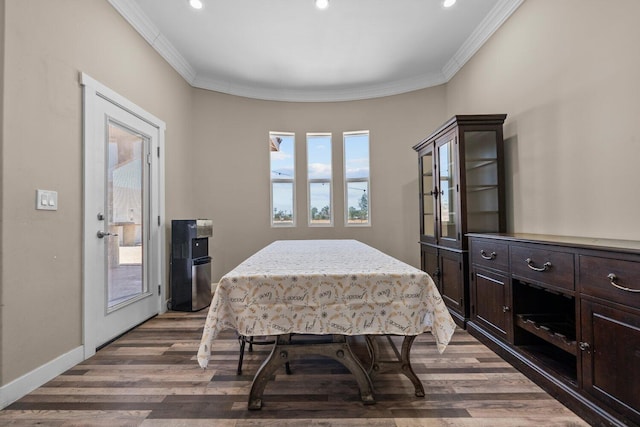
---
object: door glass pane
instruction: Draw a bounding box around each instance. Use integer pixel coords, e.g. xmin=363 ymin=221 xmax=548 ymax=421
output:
xmin=107 ymin=121 xmax=146 ymax=309
xmin=465 ymin=131 xmax=500 ymax=232
xmin=439 ymin=138 xmax=458 ymax=239
xmin=421 ymin=152 xmax=434 ymax=237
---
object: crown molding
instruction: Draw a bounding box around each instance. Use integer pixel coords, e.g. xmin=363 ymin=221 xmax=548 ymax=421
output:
xmin=108 ymin=0 xmax=197 ymax=83
xmin=192 ymin=72 xmax=447 ymax=103
xmin=110 ymin=0 xmax=523 ymax=102
xmin=442 ymin=0 xmax=525 ymax=80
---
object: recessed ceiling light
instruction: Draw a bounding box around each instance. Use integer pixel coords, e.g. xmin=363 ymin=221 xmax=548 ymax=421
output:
xmin=315 ymin=0 xmax=329 ymax=10
xmin=443 ymin=0 xmax=456 ymax=7
xmin=189 ymin=0 xmax=203 ymax=10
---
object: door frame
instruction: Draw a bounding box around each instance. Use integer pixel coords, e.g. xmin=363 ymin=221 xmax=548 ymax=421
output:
xmin=80 ymin=73 xmax=166 ymax=359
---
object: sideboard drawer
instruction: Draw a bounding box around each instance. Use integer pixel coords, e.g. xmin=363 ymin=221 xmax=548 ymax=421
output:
xmin=579 ymin=255 xmax=640 ymax=308
xmin=510 ymin=245 xmax=574 ymax=290
xmin=470 ymin=239 xmax=509 ymax=271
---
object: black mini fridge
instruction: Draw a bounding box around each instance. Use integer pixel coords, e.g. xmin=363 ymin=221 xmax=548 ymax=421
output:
xmin=170 ymin=219 xmax=213 ymax=311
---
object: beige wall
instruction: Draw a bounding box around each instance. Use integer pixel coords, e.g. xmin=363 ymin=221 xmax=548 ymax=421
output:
xmin=2 ymin=0 xmax=639 ymax=396
xmin=0 ymin=0 xmax=5 ymax=384
xmin=1 ymin=0 xmax=193 ymax=385
xmin=446 ymin=0 xmax=640 ymax=240
xmin=189 ymin=88 xmax=446 ymax=281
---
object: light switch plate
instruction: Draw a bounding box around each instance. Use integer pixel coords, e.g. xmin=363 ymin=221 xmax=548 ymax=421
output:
xmin=36 ymin=189 xmax=58 ymax=211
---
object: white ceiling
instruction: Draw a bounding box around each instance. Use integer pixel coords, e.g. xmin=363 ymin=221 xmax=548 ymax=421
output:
xmin=109 ymin=0 xmax=523 ymax=102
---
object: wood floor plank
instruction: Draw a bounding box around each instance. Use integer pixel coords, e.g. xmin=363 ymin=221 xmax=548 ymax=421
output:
xmin=0 ymin=311 xmax=590 ymax=426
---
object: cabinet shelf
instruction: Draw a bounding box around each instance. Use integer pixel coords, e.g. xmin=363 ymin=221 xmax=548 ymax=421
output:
xmin=516 ymin=313 xmax=577 ymax=355
xmin=468 ymin=210 xmax=500 ymax=215
xmin=466 ymin=158 xmax=497 ymax=170
xmin=518 ymin=344 xmax=577 ymax=385
xmin=467 ymin=185 xmax=498 ymax=193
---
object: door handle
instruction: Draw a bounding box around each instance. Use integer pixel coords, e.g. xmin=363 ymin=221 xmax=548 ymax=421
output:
xmin=97 ymin=230 xmax=118 ymax=238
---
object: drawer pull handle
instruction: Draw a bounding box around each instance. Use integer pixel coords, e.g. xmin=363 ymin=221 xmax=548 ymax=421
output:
xmin=480 ymin=250 xmax=497 ymax=260
xmin=525 ymin=258 xmax=551 ymax=272
xmin=607 ymin=273 xmax=640 ymax=293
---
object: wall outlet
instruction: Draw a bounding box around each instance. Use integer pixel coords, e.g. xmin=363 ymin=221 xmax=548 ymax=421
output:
xmin=36 ymin=189 xmax=58 ymax=211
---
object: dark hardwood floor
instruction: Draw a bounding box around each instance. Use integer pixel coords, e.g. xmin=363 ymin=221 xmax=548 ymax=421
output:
xmin=1 ymin=311 xmax=588 ymax=426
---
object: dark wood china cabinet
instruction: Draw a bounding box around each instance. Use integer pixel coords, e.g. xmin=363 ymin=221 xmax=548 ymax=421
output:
xmin=413 ymin=114 xmax=507 ymax=326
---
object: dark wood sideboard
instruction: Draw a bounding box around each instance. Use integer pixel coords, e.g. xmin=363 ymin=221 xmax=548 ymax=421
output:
xmin=467 ymin=233 xmax=640 ymax=427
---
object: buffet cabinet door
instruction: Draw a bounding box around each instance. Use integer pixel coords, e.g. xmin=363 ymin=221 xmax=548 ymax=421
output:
xmin=580 ymin=299 xmax=640 ymax=425
xmin=471 ymin=268 xmax=512 ymax=343
xmin=421 ymin=244 xmax=440 ymax=289
xmin=439 ymin=249 xmax=467 ymax=323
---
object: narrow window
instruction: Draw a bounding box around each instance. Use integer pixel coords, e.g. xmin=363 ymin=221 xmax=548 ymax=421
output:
xmin=270 ymin=132 xmax=295 ymax=226
xmin=307 ymin=133 xmax=332 ymax=226
xmin=344 ymin=131 xmax=370 ymax=226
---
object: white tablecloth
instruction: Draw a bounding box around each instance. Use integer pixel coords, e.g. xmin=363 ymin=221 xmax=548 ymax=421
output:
xmin=197 ymin=240 xmax=456 ymax=368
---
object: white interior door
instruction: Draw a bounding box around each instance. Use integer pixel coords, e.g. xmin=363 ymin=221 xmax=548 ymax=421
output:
xmin=81 ymin=74 xmax=165 ymax=358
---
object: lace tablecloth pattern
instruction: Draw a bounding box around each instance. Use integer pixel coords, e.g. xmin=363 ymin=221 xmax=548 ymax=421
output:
xmin=197 ymin=239 xmax=456 ymax=368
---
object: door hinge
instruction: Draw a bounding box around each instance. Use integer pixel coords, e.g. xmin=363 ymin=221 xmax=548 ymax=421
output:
xmin=157 ymin=146 xmax=160 ymax=157
xmin=158 ymin=284 xmax=161 ymax=295
xmin=146 ymin=153 xmax=152 ymax=165
xmin=158 ymin=215 xmax=161 ymax=226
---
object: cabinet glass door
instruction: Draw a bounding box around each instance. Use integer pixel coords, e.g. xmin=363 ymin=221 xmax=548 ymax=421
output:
xmin=420 ymin=151 xmax=435 ymax=239
xmin=438 ymin=136 xmax=458 ymax=241
xmin=464 ymin=130 xmax=500 ymax=233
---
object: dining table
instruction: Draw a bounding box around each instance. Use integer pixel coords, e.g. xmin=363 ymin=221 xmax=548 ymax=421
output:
xmin=197 ymin=239 xmax=456 ymax=409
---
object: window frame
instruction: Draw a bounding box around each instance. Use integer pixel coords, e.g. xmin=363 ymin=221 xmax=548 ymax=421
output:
xmin=269 ymin=131 xmax=296 ymax=227
xmin=343 ymin=130 xmax=371 ymax=227
xmin=307 ymin=132 xmax=333 ymax=227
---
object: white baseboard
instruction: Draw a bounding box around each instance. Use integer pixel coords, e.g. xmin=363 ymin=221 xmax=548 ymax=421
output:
xmin=0 ymin=345 xmax=84 ymax=409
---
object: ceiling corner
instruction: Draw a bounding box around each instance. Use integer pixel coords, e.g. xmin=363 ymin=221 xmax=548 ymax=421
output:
xmin=442 ymin=0 xmax=525 ymax=81
xmin=108 ymin=0 xmax=197 ymax=84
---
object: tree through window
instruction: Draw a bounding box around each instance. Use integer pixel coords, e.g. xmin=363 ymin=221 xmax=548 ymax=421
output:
xmin=344 ymin=131 xmax=370 ymax=226
xmin=270 ymin=132 xmax=295 ymax=226
xmin=307 ymin=133 xmax=332 ymax=226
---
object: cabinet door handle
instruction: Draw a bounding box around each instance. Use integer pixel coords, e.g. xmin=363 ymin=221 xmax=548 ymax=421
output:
xmin=502 ymin=306 xmax=510 ymax=313
xmin=97 ymin=230 xmax=119 ymax=238
xmin=525 ymin=258 xmax=551 ymax=272
xmin=480 ymin=250 xmax=497 ymax=260
xmin=579 ymin=342 xmax=590 ymax=351
xmin=607 ymin=273 xmax=640 ymax=293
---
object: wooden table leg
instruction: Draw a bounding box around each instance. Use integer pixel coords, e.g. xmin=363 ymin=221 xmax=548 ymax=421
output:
xmin=366 ymin=334 xmax=425 ymax=397
xmin=248 ymin=334 xmax=375 ymax=410
xmin=247 ymin=336 xmax=286 ymax=410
